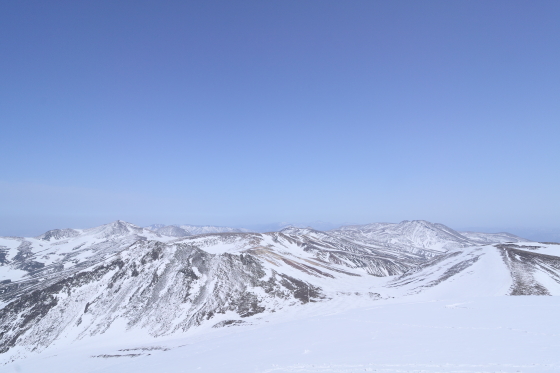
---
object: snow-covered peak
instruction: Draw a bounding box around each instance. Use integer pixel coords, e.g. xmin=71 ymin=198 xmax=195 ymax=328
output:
xmin=37 ymin=228 xmax=81 ymax=241
xmin=155 ymin=225 xmax=190 ymax=237
xmin=145 ymin=223 xmax=166 ymax=231
xmin=333 ymin=220 xmax=480 ymax=253
xmin=83 ymin=220 xmax=148 ymax=239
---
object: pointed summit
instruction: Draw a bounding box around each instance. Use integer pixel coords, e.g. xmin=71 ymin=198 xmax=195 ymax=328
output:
xmin=84 ymin=220 xmax=145 ymax=239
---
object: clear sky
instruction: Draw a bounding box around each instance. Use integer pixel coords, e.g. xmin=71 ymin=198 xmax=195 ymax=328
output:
xmin=1 ymin=1 xmax=559 ymax=237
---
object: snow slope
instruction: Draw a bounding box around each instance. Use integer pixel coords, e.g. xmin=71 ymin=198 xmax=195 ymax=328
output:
xmin=6 ymin=296 xmax=560 ymax=373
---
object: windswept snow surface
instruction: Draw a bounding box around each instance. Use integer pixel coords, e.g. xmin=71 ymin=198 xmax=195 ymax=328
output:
xmin=1 ymin=220 xmax=559 ymax=372
xmin=6 ymin=296 xmax=560 ymax=373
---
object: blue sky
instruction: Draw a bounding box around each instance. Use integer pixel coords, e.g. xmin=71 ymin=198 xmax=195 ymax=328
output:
xmin=1 ymin=1 xmax=559 ymax=237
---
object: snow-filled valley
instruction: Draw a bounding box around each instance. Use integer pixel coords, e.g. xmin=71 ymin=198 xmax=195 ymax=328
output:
xmin=1 ymin=220 xmax=559 ymax=372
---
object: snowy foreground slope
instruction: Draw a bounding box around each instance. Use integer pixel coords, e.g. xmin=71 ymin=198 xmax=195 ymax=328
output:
xmin=1 ymin=220 xmax=560 ymax=372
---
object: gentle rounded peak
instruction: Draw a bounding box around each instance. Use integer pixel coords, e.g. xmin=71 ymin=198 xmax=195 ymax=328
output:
xmin=145 ymin=224 xmax=166 ymax=231
xmin=398 ymin=220 xmax=434 ymax=227
xmin=336 ymin=220 xmax=442 ymax=232
xmin=156 ymin=225 xmax=190 ymax=237
xmin=330 ymin=220 xmax=473 ymax=253
xmin=280 ymin=226 xmax=317 ymax=235
xmin=37 ymin=228 xmax=80 ymax=241
xmin=176 ymin=225 xmax=250 ymax=235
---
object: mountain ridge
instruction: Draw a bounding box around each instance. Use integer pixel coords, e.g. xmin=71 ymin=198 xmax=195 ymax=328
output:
xmin=1 ymin=219 xmax=556 ymax=366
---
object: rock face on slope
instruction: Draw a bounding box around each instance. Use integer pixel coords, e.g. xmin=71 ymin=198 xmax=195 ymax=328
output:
xmin=0 ymin=220 xmax=557 ymax=360
xmin=0 ymin=241 xmax=324 ymax=354
xmin=496 ymin=244 xmax=560 ymax=295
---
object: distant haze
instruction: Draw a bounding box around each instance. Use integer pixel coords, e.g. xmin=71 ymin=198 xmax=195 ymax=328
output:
xmin=1 ymin=2 xmax=559 ymax=237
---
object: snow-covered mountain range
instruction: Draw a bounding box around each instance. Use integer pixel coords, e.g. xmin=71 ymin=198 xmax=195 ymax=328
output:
xmin=0 ymin=220 xmax=558 ymax=372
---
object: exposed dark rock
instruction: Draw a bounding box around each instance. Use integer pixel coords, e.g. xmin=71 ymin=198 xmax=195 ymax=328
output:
xmin=497 ymin=246 xmax=560 ymax=295
xmin=0 ymin=247 xmax=9 ymax=265
xmin=212 ymin=319 xmax=246 ymax=328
